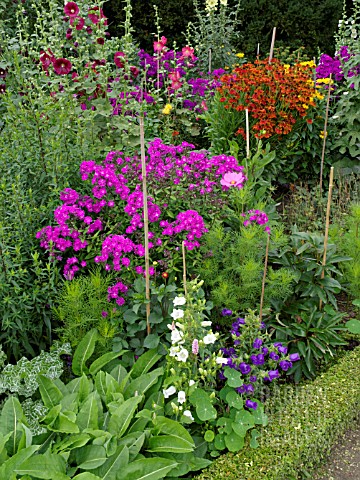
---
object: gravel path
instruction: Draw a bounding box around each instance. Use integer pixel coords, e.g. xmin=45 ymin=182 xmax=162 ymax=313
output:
xmin=313 ymin=420 xmax=360 ymax=480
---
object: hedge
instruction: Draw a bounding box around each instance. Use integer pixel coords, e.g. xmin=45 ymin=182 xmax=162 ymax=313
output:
xmin=195 ymin=346 xmax=360 ymax=480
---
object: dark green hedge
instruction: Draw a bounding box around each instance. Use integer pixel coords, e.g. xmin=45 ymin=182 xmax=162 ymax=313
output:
xmin=194 ymin=346 xmax=360 ymax=480
xmin=104 ymin=0 xmax=351 ymax=58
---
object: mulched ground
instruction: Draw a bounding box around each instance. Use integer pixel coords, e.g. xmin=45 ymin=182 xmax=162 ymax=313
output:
xmin=313 ymin=420 xmax=360 ymax=480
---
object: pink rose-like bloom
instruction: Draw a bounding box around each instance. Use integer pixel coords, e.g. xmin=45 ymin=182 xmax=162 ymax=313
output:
xmin=64 ymin=2 xmax=79 ymax=18
xmin=220 ymin=172 xmax=246 ymax=189
xmin=53 ymin=58 xmax=72 ymax=75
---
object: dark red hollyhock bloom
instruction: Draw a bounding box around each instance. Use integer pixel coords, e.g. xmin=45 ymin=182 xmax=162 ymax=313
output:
xmin=96 ymin=38 xmax=105 ymax=45
xmin=53 ymin=58 xmax=72 ymax=75
xmin=0 ymin=84 xmax=6 ymax=94
xmin=88 ymin=6 xmax=107 ymax=25
xmin=114 ymin=51 xmax=125 ymax=68
xmin=0 ymin=67 xmax=7 ymax=78
xmin=70 ymin=16 xmax=85 ymax=30
xmin=64 ymin=2 xmax=79 ymax=18
xmin=130 ymin=66 xmax=139 ymax=78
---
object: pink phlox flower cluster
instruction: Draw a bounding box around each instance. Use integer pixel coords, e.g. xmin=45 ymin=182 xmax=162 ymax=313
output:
xmin=94 ymin=234 xmax=136 ymax=271
xmin=63 ymin=256 xmax=86 ymax=280
xmin=161 ymin=210 xmax=208 ymax=250
xmin=107 ymin=281 xmax=128 ymax=306
xmin=80 ymin=158 xmax=130 ymax=200
xmin=242 ymin=209 xmax=271 ymax=234
xmin=59 ymin=188 xmax=80 ymax=205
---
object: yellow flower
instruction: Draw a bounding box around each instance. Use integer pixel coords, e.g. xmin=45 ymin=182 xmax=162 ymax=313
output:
xmin=317 ymin=77 xmax=334 ymax=85
xmin=319 ymin=130 xmax=328 ymax=139
xmin=283 ymin=64 xmax=290 ymax=69
xmin=162 ymin=104 xmax=173 ymax=115
xmin=302 ymin=104 xmax=309 ymax=109
xmin=300 ymin=60 xmax=316 ymax=68
xmin=235 ymin=52 xmax=244 ymax=58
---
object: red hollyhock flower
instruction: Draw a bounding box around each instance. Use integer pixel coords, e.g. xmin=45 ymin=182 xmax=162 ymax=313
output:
xmin=0 ymin=67 xmax=7 ymax=78
xmin=70 ymin=16 xmax=85 ymax=30
xmin=53 ymin=58 xmax=72 ymax=75
xmin=88 ymin=6 xmax=107 ymax=25
xmin=64 ymin=2 xmax=79 ymax=18
xmin=96 ymin=38 xmax=105 ymax=45
xmin=114 ymin=52 xmax=125 ymax=68
xmin=181 ymin=46 xmax=195 ymax=60
xmin=0 ymin=84 xmax=6 ymax=94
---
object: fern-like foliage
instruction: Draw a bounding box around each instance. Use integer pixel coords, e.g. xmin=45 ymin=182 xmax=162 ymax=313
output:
xmin=53 ymin=269 xmax=120 ymax=349
xmin=200 ymin=223 xmax=296 ymax=316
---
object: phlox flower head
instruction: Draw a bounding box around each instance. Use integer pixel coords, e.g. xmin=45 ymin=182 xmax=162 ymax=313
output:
xmin=220 ymin=172 xmax=246 ymax=189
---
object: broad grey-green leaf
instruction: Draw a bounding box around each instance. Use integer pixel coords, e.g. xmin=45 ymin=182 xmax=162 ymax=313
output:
xmin=121 ymin=457 xmax=178 ymax=480
xmin=130 ymin=349 xmax=162 ymax=379
xmin=15 ymin=453 xmax=66 ymax=478
xmin=123 ymin=368 xmax=163 ymax=400
xmin=73 ymin=474 xmax=102 ymax=480
xmin=89 ymin=350 xmax=127 ymax=376
xmin=92 ymin=445 xmax=129 ymax=480
xmin=108 ymin=396 xmax=143 ymax=437
xmin=147 ymin=435 xmax=194 ymax=453
xmin=77 ymin=392 xmax=99 ymax=431
xmin=72 ymin=329 xmax=98 ymax=376
xmin=154 ymin=417 xmax=194 ymax=450
xmin=1 ymin=445 xmax=40 ymax=479
xmin=37 ymin=374 xmax=63 ymax=409
xmin=75 ymin=444 xmax=107 ymax=470
xmin=53 ymin=434 xmax=91 ymax=453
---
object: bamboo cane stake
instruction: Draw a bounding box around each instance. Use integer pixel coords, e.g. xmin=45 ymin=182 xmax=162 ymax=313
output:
xmin=319 ymin=167 xmax=334 ymax=310
xmin=140 ymin=116 xmax=151 ymax=334
xmin=209 ymin=48 xmax=212 ymax=74
xmin=259 ymin=233 xmax=270 ymax=321
xmin=257 ymin=43 xmax=260 ymax=59
xmin=182 ymin=241 xmax=188 ymax=297
xmin=319 ymin=74 xmax=332 ymax=196
xmin=245 ymin=108 xmax=250 ymax=159
xmin=269 ymin=27 xmax=276 ymax=63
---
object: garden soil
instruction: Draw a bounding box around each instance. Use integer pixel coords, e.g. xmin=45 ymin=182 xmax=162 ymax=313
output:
xmin=313 ymin=420 xmax=360 ymax=480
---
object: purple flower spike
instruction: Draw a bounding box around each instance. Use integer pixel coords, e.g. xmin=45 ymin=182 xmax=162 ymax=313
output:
xmin=245 ymin=399 xmax=258 ymax=410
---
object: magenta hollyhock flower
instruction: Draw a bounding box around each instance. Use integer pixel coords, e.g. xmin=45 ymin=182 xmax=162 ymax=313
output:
xmin=70 ymin=16 xmax=85 ymax=30
xmin=181 ymin=45 xmax=195 ymax=60
xmin=114 ymin=52 xmax=125 ymax=68
xmin=88 ymin=6 xmax=107 ymax=24
xmin=53 ymin=58 xmax=72 ymax=75
xmin=220 ymin=172 xmax=246 ymax=189
xmin=64 ymin=2 xmax=79 ymax=17
xmin=154 ymin=36 xmax=167 ymax=53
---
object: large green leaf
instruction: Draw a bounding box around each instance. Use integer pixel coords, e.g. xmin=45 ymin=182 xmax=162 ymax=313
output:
xmin=121 ymin=457 xmax=178 ymax=480
xmin=92 ymin=445 xmax=129 ymax=480
xmin=123 ymin=368 xmax=164 ymax=400
xmin=37 ymin=374 xmax=63 ymax=409
xmin=73 ymin=474 xmax=102 ymax=480
xmin=15 ymin=453 xmax=67 ymax=478
xmin=153 ymin=417 xmax=194 ymax=450
xmin=75 ymin=444 xmax=107 ymax=470
xmin=53 ymin=434 xmax=91 ymax=454
xmin=89 ymin=350 xmax=127 ymax=376
xmin=147 ymin=435 xmax=194 ymax=453
xmin=77 ymin=392 xmax=99 ymax=431
xmin=189 ymin=390 xmax=217 ymax=421
xmin=224 ymin=431 xmax=245 ymax=452
xmin=108 ymin=396 xmax=143 ymax=437
xmin=130 ymin=349 xmax=162 ymax=379
xmin=0 ymin=396 xmax=25 ymax=455
xmin=72 ymin=329 xmax=98 ymax=376
xmin=345 ymin=319 xmax=360 ymax=334
xmin=0 ymin=445 xmax=40 ymax=479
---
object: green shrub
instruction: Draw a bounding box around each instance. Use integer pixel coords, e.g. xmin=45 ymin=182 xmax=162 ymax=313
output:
xmin=195 ymin=345 xmax=360 ymax=480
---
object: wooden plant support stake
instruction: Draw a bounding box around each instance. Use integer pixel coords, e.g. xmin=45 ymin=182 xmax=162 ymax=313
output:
xmin=269 ymin=27 xmax=276 ymax=64
xmin=208 ymin=48 xmax=212 ymax=74
xmin=257 ymin=43 xmax=260 ymax=59
xmin=319 ymin=74 xmax=332 ymax=196
xmin=140 ymin=116 xmax=151 ymax=334
xmin=182 ymin=241 xmax=188 ymax=297
xmin=259 ymin=233 xmax=270 ymax=321
xmin=245 ymin=108 xmax=250 ymax=159
xmin=319 ymin=166 xmax=334 ymax=310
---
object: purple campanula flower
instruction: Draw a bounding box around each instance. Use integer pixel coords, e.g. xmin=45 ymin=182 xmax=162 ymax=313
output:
xmin=268 ymin=370 xmax=279 ymax=381
xmin=245 ymin=399 xmax=258 ymax=410
xmin=262 ymin=347 xmax=269 ymax=355
xmin=253 ymin=338 xmax=263 ymax=349
xmin=278 ymin=345 xmax=288 ymax=355
xmin=289 ymin=353 xmax=300 ymax=362
xmin=221 ymin=308 xmax=233 ymax=316
xmin=240 ymin=362 xmax=251 ymax=375
xmin=279 ymin=360 xmax=293 ymax=371
xmin=249 ymin=375 xmax=257 ymax=383
xmin=269 ymin=352 xmax=280 ymax=361
xmin=236 ymin=385 xmax=246 ymax=394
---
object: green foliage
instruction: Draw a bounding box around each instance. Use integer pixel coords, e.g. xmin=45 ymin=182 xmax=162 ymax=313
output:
xmin=194 ymin=345 xmax=360 ymax=480
xmin=273 ymin=305 xmax=346 ymax=380
xmin=53 ymin=270 xmax=120 ymax=350
xmin=0 ymin=337 xmax=204 ymax=479
xmin=199 ymin=223 xmax=295 ymax=316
